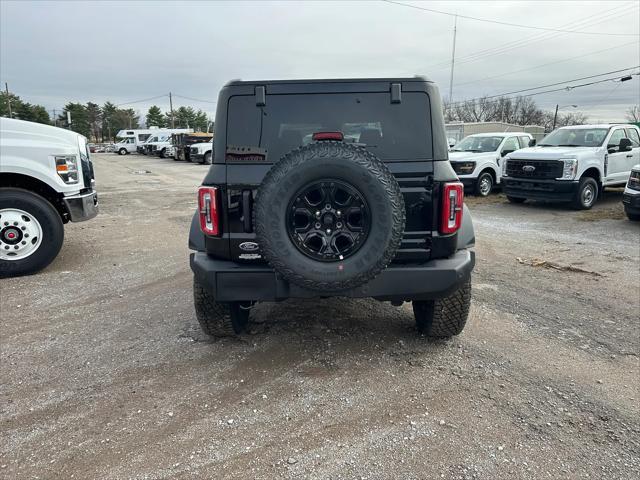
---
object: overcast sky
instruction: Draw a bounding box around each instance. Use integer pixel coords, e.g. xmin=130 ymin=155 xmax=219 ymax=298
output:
xmin=1 ymin=0 xmax=639 ymax=123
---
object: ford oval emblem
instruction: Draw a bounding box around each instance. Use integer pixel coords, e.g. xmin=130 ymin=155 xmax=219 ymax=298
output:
xmin=239 ymin=241 xmax=259 ymax=252
xmin=522 ymin=165 xmax=536 ymax=173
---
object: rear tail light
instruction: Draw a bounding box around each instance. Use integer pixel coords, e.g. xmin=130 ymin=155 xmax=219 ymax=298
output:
xmin=440 ymin=182 xmax=464 ymax=234
xmin=198 ymin=186 xmax=220 ymax=236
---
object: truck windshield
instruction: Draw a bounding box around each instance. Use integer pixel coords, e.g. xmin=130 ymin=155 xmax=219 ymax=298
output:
xmin=226 ymin=92 xmax=433 ymax=161
xmin=538 ymin=128 xmax=608 ymax=147
xmin=451 ymin=136 xmax=502 ymax=153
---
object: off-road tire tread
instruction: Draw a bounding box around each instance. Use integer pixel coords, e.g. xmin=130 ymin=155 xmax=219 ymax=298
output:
xmin=254 ymin=141 xmax=405 ymax=291
xmin=193 ymin=278 xmax=239 ymax=337
xmin=414 ymin=277 xmax=471 ymax=338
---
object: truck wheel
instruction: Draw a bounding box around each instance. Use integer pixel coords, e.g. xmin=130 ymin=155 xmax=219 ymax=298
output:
xmin=0 ymin=188 xmax=64 ymax=278
xmin=255 ymin=142 xmax=405 ymax=292
xmin=573 ymin=177 xmax=598 ymax=210
xmin=475 ymin=171 xmax=494 ymax=197
xmin=202 ymin=152 xmax=212 ymax=165
xmin=506 ymin=196 xmax=525 ymax=204
xmin=118 ymin=148 xmax=127 ymax=155
xmin=413 ymin=277 xmax=471 ymax=338
xmin=159 ymin=148 xmax=166 ymax=159
xmin=193 ymin=277 xmax=249 ymax=337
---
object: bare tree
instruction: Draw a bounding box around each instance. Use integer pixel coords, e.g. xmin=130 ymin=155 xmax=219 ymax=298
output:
xmin=626 ymin=105 xmax=640 ymax=123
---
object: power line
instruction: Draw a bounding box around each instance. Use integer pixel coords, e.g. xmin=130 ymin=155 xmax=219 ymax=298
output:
xmin=454 ymin=41 xmax=640 ymax=87
xmin=449 ymin=67 xmax=639 ymax=105
xmin=448 ymin=72 xmax=639 ymax=107
xmin=424 ymin=4 xmax=638 ymax=71
xmin=383 ymin=0 xmax=640 ymax=36
xmin=173 ymin=94 xmax=217 ymax=105
xmin=115 ymin=94 xmax=168 ymax=107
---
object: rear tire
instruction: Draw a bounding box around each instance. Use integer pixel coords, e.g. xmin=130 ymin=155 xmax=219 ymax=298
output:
xmin=118 ymin=148 xmax=127 ymax=155
xmin=0 ymin=188 xmax=64 ymax=278
xmin=159 ymin=148 xmax=166 ymax=159
xmin=202 ymin=152 xmax=212 ymax=165
xmin=572 ymin=177 xmax=598 ymax=210
xmin=193 ymin=277 xmax=249 ymax=337
xmin=507 ymin=196 xmax=526 ymax=204
xmin=475 ymin=171 xmax=494 ymax=197
xmin=413 ymin=277 xmax=471 ymax=338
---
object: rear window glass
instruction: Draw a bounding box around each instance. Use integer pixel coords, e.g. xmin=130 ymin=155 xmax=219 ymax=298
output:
xmin=226 ymin=92 xmax=432 ymax=161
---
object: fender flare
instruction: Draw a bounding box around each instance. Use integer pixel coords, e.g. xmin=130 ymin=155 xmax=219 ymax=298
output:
xmin=456 ymin=204 xmax=475 ymax=250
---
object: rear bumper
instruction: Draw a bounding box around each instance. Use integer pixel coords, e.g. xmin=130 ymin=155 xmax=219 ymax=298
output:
xmin=503 ymin=177 xmax=578 ymax=202
xmin=63 ymin=190 xmax=99 ymax=222
xmin=190 ymin=249 xmax=475 ymax=302
xmin=622 ymin=192 xmax=640 ymax=214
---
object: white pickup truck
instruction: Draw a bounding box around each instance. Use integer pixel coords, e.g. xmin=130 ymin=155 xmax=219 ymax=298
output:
xmin=503 ymin=124 xmax=640 ymax=209
xmin=189 ymin=141 xmax=213 ymax=164
xmin=449 ymin=132 xmax=533 ymax=196
xmin=0 ymin=118 xmax=98 ymax=277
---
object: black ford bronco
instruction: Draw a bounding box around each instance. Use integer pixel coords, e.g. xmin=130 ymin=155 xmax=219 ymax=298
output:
xmin=189 ymin=77 xmax=475 ymax=338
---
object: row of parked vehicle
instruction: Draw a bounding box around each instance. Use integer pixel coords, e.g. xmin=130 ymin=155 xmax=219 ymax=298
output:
xmin=448 ymin=123 xmax=640 ymax=218
xmin=112 ymin=128 xmax=214 ymax=164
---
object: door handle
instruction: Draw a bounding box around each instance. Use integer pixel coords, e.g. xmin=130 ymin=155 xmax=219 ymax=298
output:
xmin=626 ymin=154 xmax=633 ymax=158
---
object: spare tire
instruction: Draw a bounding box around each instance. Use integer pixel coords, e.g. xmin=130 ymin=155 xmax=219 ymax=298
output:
xmin=254 ymin=141 xmax=405 ymax=291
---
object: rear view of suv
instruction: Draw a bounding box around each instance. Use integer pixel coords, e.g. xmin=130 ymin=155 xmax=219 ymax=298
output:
xmin=189 ymin=78 xmax=475 ymax=338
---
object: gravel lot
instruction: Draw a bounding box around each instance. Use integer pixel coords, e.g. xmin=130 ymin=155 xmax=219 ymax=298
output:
xmin=2 ymin=153 xmax=639 ymax=479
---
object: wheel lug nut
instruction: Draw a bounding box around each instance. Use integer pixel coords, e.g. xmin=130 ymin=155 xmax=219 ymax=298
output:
xmin=3 ymin=222 xmax=8 ymax=226
xmin=21 ymin=226 xmax=26 ymax=230
xmin=3 ymin=246 xmax=8 ymax=250
xmin=326 ymin=229 xmax=331 ymax=234
xmin=24 ymin=234 xmax=29 ymax=238
xmin=336 ymin=210 xmax=342 ymax=217
xmin=21 ymin=241 xmax=26 ymax=245
xmin=315 ymin=222 xmax=321 ymax=229
xmin=336 ymin=222 xmax=343 ymax=228
xmin=13 ymin=222 xmax=18 ymax=226
xmin=315 ymin=211 xmax=320 ymax=217
xmin=325 ymin=204 xmax=331 ymax=211
xmin=14 ymin=245 xmax=19 ymax=249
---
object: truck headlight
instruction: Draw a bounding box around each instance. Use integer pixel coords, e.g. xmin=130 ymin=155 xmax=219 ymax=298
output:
xmin=560 ymin=158 xmax=578 ymax=180
xmin=452 ymin=161 xmax=475 ymax=175
xmin=55 ymin=155 xmax=79 ymax=184
xmin=502 ymin=158 xmax=509 ymax=176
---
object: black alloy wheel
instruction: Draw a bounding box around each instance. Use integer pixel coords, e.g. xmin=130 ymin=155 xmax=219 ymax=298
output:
xmin=287 ymin=179 xmax=370 ymax=262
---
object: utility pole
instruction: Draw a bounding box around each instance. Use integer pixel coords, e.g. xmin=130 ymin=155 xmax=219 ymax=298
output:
xmin=552 ymin=104 xmax=559 ymax=131
xmin=5 ymin=82 xmax=12 ymax=117
xmin=169 ymin=92 xmax=175 ymax=128
xmin=448 ymin=15 xmax=458 ymax=105
xmin=52 ymin=109 xmax=57 ymax=126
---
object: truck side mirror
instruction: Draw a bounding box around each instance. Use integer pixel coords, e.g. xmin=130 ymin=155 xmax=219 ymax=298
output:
xmin=528 ymin=139 xmax=536 ymax=147
xmin=619 ymin=137 xmax=632 ymax=152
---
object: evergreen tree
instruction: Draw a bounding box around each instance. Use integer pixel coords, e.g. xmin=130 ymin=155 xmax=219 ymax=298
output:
xmin=146 ymin=105 xmax=166 ymax=128
xmin=59 ymin=103 xmax=90 ymax=137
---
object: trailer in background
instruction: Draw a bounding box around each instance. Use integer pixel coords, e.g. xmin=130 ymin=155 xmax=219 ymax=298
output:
xmin=173 ymin=132 xmax=214 ymax=162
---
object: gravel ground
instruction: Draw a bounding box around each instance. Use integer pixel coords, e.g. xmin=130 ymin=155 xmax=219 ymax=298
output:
xmin=1 ymin=153 xmax=639 ymax=479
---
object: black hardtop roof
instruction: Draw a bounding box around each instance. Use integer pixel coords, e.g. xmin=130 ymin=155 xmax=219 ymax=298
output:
xmin=225 ymin=76 xmax=433 ymax=87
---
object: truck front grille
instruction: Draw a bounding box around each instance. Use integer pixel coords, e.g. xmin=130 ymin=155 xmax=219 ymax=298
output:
xmin=506 ymin=159 xmax=563 ymax=179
